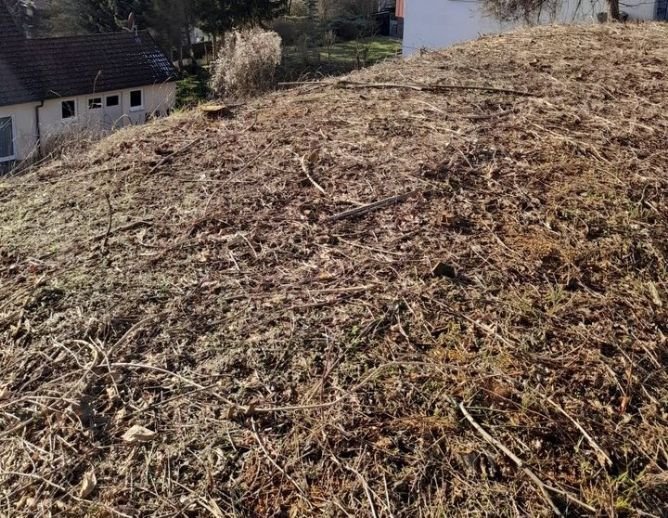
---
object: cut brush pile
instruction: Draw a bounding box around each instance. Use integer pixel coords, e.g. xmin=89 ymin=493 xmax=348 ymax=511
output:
xmin=1 ymin=23 xmax=667 ymax=517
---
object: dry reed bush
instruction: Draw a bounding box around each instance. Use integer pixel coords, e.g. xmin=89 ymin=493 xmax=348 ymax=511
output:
xmin=211 ymin=27 xmax=282 ymax=99
xmin=1 ymin=23 xmax=667 ymax=517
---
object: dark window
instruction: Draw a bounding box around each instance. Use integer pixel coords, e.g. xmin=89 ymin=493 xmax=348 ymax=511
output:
xmin=106 ymin=95 xmax=119 ymax=107
xmin=61 ymin=100 xmax=76 ymax=119
xmin=130 ymin=90 xmax=143 ymax=109
xmin=0 ymin=117 xmax=14 ymax=160
xmin=88 ymin=97 xmax=102 ymax=109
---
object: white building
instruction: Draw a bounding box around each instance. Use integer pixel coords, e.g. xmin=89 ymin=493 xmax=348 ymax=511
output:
xmin=402 ymin=0 xmax=666 ymax=55
xmin=0 ymin=0 xmax=177 ymax=169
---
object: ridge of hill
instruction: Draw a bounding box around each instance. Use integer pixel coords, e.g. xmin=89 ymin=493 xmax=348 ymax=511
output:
xmin=1 ymin=23 xmax=667 ymax=516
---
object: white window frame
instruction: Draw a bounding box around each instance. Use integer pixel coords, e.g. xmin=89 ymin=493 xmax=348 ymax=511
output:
xmin=0 ymin=115 xmax=16 ymax=163
xmin=88 ymin=97 xmax=103 ymax=110
xmin=129 ymin=89 xmax=144 ymax=112
xmin=61 ymin=99 xmax=78 ymax=121
xmin=105 ymin=94 xmax=120 ymax=108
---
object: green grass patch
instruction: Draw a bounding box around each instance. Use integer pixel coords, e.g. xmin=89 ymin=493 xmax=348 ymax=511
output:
xmin=280 ymin=36 xmax=401 ymax=80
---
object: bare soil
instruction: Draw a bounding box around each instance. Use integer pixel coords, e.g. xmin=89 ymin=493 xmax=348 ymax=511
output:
xmin=1 ymin=23 xmax=667 ymax=517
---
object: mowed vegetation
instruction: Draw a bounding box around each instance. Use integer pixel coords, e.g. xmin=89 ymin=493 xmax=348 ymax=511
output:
xmin=2 ymin=23 xmax=667 ymax=518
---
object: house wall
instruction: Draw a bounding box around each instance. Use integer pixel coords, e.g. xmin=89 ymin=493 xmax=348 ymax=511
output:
xmin=1 ymin=82 xmax=176 ymax=164
xmin=403 ymin=0 xmax=659 ymax=55
xmin=39 ymin=82 xmax=177 ymax=147
xmin=0 ymin=101 xmax=40 ymax=162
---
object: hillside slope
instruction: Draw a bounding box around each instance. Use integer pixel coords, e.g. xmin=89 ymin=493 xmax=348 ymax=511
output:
xmin=1 ymin=23 xmax=667 ymax=516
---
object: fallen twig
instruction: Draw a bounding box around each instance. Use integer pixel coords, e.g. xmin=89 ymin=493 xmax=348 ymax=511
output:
xmin=251 ymin=418 xmax=314 ymax=510
xmin=279 ymin=80 xmax=534 ymax=97
xmin=326 ymin=191 xmax=419 ymax=222
xmin=0 ymin=471 xmax=132 ymax=517
xmin=331 ymin=455 xmax=380 ymax=518
xmin=101 ymin=193 xmax=113 ymax=251
xmin=149 ymin=137 xmax=203 ymax=174
xmin=545 ymin=396 xmax=613 ymax=469
xmin=455 ymin=398 xmax=597 ymax=515
xmin=299 ymin=154 xmax=327 ymax=195
xmin=91 ymin=219 xmax=154 ymax=242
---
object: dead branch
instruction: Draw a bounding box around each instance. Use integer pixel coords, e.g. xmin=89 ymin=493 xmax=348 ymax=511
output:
xmin=101 ymin=193 xmax=113 ymax=252
xmin=149 ymin=137 xmax=203 ymax=174
xmin=279 ymin=80 xmax=535 ymax=97
xmin=456 ymin=399 xmax=597 ymax=515
xmin=299 ymin=154 xmax=327 ymax=195
xmin=326 ymin=191 xmax=419 ymax=222
xmin=91 ymin=219 xmax=154 ymax=242
xmin=545 ymin=397 xmax=613 ymax=469
xmin=250 ymin=418 xmax=314 ymax=510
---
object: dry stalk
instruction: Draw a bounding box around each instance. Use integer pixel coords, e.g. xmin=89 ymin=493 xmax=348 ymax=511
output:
xmin=455 ymin=398 xmax=597 ymax=515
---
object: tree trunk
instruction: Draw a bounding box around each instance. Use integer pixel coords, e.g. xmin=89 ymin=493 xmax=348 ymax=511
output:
xmin=185 ymin=26 xmax=194 ymax=64
xmin=212 ymin=33 xmax=218 ymax=60
xmin=608 ymin=0 xmax=621 ymax=21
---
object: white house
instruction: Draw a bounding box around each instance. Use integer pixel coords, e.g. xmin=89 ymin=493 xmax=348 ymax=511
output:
xmin=402 ymin=0 xmax=667 ymax=55
xmin=0 ymin=0 xmax=177 ymax=169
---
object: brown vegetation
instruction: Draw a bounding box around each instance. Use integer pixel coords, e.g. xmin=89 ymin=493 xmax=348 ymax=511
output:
xmin=211 ymin=28 xmax=283 ymax=99
xmin=1 ymin=23 xmax=667 ymax=516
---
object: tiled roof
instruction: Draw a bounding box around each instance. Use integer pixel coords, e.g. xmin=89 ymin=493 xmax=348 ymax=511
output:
xmin=0 ymin=5 xmax=43 ymax=106
xmin=30 ymin=32 xmax=177 ymax=99
xmin=0 ymin=1 xmax=177 ymax=107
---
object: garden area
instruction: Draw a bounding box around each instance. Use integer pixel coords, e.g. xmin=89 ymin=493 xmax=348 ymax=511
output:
xmin=176 ymin=1 xmax=402 ymax=106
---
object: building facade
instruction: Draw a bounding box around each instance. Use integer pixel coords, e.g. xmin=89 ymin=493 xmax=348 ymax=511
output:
xmin=0 ymin=0 xmax=176 ymax=168
xmin=402 ymin=0 xmax=665 ymax=55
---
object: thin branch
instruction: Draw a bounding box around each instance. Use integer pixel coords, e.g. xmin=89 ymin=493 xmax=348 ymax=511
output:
xmin=0 ymin=471 xmax=132 ymax=518
xmin=299 ymin=154 xmax=327 ymax=195
xmin=279 ymin=80 xmax=535 ymax=97
xmin=326 ymin=191 xmax=419 ymax=223
xmin=250 ymin=418 xmax=313 ymax=510
xmin=456 ymin=398 xmax=597 ymax=515
xmin=91 ymin=219 xmax=153 ymax=242
xmin=101 ymin=192 xmax=113 ymax=251
xmin=545 ymin=397 xmax=613 ymax=469
xmin=149 ymin=137 xmax=203 ymax=174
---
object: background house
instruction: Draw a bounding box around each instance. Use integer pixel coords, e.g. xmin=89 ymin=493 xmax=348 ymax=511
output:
xmin=402 ymin=0 xmax=666 ymax=55
xmin=0 ymin=0 xmax=176 ymax=168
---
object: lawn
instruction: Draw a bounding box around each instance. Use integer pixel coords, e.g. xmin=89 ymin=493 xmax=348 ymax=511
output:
xmin=280 ymin=36 xmax=402 ymax=80
xmin=314 ymin=36 xmax=402 ymax=63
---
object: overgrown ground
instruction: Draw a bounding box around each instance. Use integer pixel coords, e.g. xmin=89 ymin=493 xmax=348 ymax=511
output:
xmin=1 ymin=23 xmax=667 ymax=517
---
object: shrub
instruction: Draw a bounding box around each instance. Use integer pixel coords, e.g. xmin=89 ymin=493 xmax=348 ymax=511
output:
xmin=210 ymin=28 xmax=282 ymax=99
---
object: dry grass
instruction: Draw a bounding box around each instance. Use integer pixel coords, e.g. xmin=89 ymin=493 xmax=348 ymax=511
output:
xmin=211 ymin=28 xmax=283 ymax=99
xmin=1 ymin=23 xmax=667 ymax=517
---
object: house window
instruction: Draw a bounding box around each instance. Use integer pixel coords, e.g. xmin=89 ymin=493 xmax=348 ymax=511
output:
xmin=88 ymin=97 xmax=102 ymax=109
xmin=129 ymin=90 xmax=143 ymax=111
xmin=61 ymin=100 xmax=76 ymax=120
xmin=0 ymin=116 xmax=15 ymax=162
xmin=106 ymin=95 xmax=120 ymax=107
